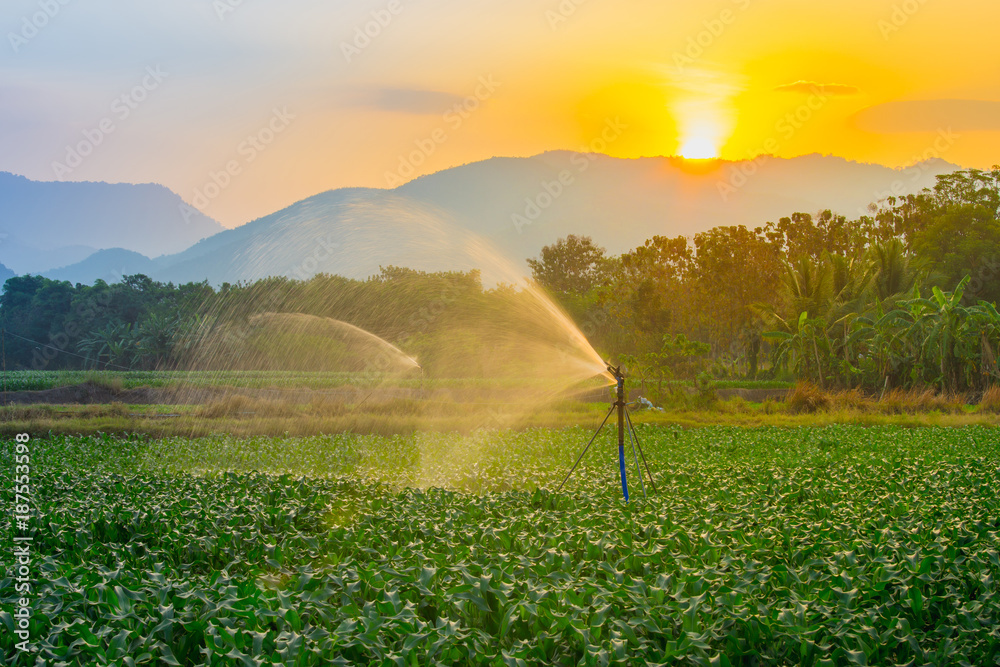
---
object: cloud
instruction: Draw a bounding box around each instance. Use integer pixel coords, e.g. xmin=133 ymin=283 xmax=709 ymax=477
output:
xmin=853 ymin=99 xmax=1000 ymax=132
xmin=348 ymin=88 xmax=465 ymax=114
xmin=774 ymin=81 xmax=859 ymax=95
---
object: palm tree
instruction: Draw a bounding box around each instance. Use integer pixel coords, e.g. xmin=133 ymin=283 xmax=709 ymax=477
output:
xmin=867 ymin=239 xmax=920 ymax=303
xmin=77 ymin=321 xmax=134 ymax=369
xmin=132 ymin=313 xmax=180 ymax=370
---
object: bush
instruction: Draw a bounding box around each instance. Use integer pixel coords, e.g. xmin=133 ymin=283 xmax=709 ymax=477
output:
xmin=829 ymin=388 xmax=868 ymax=412
xmin=786 ymin=382 xmax=830 ymax=413
xmin=881 ymin=388 xmax=965 ymax=414
xmin=695 ymin=371 xmax=716 ymax=406
xmin=977 ymin=385 xmax=1000 ymax=413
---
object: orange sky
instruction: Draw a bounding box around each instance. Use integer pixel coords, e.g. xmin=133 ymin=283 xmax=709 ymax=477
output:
xmin=2 ymin=0 xmax=998 ymax=227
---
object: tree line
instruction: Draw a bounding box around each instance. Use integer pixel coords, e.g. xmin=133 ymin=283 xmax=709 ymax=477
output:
xmin=528 ymin=168 xmax=1000 ymax=393
xmin=3 ymin=167 xmax=998 ymax=393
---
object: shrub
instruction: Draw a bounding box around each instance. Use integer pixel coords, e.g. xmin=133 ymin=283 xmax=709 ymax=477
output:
xmin=786 ymin=382 xmax=830 ymax=413
xmin=881 ymin=388 xmax=965 ymax=414
xmin=978 ymin=385 xmax=1000 ymax=413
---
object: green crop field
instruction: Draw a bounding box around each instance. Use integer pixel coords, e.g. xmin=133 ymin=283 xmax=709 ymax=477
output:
xmin=3 ymin=426 xmax=1000 ymax=665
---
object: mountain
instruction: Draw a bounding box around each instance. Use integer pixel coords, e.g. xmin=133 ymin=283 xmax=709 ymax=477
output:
xmin=0 ymin=172 xmax=224 ymax=275
xmin=45 ymin=248 xmax=160 ymax=285
xmin=0 ymin=262 xmax=13 ymax=284
xmin=52 ymin=153 xmax=961 ymax=286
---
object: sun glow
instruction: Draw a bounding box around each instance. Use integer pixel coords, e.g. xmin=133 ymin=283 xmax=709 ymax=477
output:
xmin=668 ymin=67 xmax=741 ymax=161
xmin=678 ymin=132 xmax=719 ymax=160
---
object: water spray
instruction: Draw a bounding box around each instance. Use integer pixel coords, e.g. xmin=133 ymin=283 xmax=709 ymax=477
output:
xmin=557 ymin=363 xmax=656 ymax=501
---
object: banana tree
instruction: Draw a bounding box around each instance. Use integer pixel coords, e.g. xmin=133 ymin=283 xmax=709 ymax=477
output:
xmin=77 ymin=320 xmax=135 ymax=369
xmin=764 ymin=311 xmax=833 ymax=387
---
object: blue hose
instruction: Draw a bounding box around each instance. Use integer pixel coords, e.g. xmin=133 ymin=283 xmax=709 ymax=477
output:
xmin=619 ymin=443 xmax=629 ymax=502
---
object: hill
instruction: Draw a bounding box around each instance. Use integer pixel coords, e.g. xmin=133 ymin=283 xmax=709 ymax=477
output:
xmin=52 ymin=153 xmax=960 ymax=285
xmin=0 ymin=172 xmax=224 ymax=275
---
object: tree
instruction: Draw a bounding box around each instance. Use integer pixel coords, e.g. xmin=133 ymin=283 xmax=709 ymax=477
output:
xmin=912 ymin=202 xmax=1000 ymax=304
xmin=691 ymin=225 xmax=783 ymax=356
xmin=868 ymin=239 xmax=920 ymax=303
xmin=606 ymin=236 xmax=692 ymax=353
xmin=527 ymin=235 xmax=609 ymax=297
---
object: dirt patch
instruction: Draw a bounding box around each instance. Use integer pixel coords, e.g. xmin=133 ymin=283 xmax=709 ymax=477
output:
xmin=1 ymin=382 xmax=146 ymax=405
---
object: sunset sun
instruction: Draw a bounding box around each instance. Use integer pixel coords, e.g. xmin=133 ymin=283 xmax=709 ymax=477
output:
xmin=669 ymin=68 xmax=739 ymax=162
xmin=678 ymin=133 xmax=718 ymax=160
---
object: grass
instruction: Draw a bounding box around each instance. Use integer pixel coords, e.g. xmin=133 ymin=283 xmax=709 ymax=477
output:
xmin=1 ymin=393 xmax=997 ymax=438
xmin=3 ymin=426 xmax=1000 ymax=664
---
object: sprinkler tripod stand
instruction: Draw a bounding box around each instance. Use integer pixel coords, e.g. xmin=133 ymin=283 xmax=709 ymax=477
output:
xmin=557 ymin=364 xmax=656 ymax=501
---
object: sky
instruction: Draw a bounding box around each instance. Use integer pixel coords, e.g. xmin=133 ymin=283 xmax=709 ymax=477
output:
xmin=1 ymin=0 xmax=999 ymax=228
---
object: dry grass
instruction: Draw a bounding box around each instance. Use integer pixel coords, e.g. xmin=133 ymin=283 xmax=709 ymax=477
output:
xmin=3 ymin=383 xmax=999 ymax=439
xmin=194 ymin=394 xmax=300 ymax=419
xmin=84 ymin=372 xmax=124 ymax=393
xmin=978 ymin=385 xmax=1000 ymax=413
xmin=79 ymin=402 xmax=130 ymax=418
xmin=786 ymin=382 xmax=831 ymax=413
xmin=0 ymin=404 xmax=56 ymax=422
xmin=880 ymin=387 xmax=966 ymax=414
xmin=828 ymin=388 xmax=868 ymax=412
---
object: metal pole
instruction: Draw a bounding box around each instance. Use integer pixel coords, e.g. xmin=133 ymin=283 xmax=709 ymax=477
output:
xmin=615 ymin=367 xmax=629 ymax=502
xmin=556 ymin=403 xmax=615 ymax=493
xmin=626 ymin=408 xmax=646 ymax=499
xmin=625 ymin=408 xmax=657 ymax=493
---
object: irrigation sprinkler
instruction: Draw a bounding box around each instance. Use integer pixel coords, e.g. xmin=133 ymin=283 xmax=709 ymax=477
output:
xmin=556 ymin=364 xmax=656 ymax=501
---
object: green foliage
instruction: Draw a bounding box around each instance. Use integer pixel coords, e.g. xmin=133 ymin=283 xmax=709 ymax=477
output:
xmin=526 ymin=235 xmax=610 ymax=298
xmin=766 ymin=280 xmax=1000 ymax=392
xmin=4 ymin=426 xmax=1000 ymax=665
xmin=4 ymin=168 xmax=1000 ymax=389
xmin=621 ymin=334 xmax=711 ymax=403
xmin=533 ymin=169 xmax=1000 ymax=387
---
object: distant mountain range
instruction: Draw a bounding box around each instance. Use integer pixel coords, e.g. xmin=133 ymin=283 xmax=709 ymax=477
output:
xmin=25 ymin=153 xmax=960 ymax=286
xmin=0 ymin=172 xmax=224 ymax=276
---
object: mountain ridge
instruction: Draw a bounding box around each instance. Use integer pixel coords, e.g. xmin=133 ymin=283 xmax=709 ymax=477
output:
xmin=38 ymin=153 xmax=962 ymax=286
xmin=0 ymin=172 xmax=225 ymax=275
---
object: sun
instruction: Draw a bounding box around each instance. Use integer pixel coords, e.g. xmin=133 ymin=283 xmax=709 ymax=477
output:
xmin=678 ymin=134 xmax=718 ymax=160
xmin=667 ymin=66 xmax=741 ymax=161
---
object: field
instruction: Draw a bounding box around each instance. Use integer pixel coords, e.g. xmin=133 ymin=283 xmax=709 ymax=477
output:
xmin=3 ymin=371 xmax=1000 ymax=441
xmin=4 ymin=425 xmax=1000 ymax=665
xmin=0 ymin=370 xmax=794 ymax=393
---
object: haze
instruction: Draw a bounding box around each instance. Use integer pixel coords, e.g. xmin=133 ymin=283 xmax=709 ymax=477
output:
xmin=2 ymin=0 xmax=998 ymax=227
